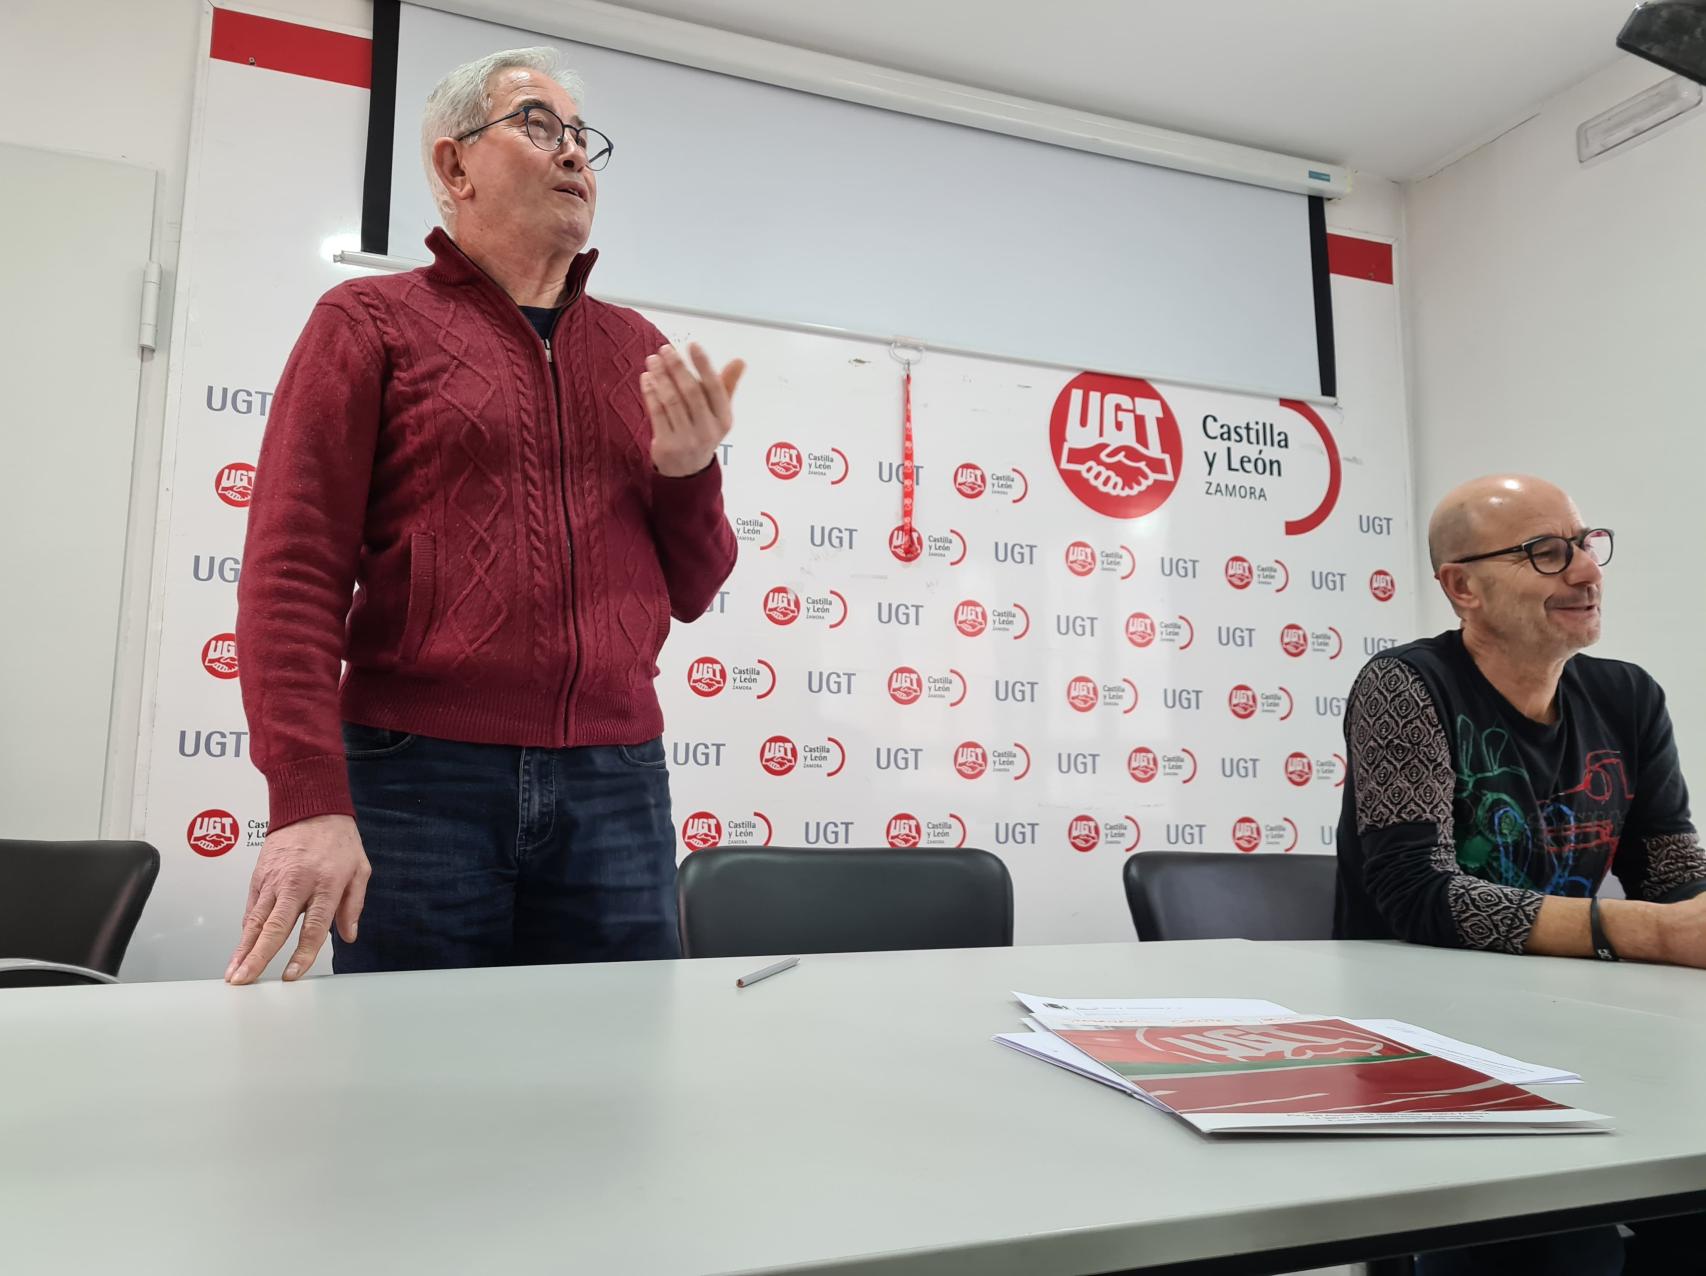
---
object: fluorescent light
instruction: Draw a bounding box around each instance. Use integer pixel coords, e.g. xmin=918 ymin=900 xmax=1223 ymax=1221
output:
xmin=1577 ymin=74 xmax=1703 ymax=162
xmin=319 ymin=231 xmax=362 ymax=262
xmin=333 ymin=249 xmax=420 ymax=273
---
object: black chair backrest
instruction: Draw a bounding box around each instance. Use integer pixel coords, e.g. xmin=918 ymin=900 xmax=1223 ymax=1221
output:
xmin=1122 ymin=851 xmax=1336 ymax=942
xmin=0 ymin=840 xmax=160 ymax=983
xmin=678 ymin=846 xmax=1013 ymax=958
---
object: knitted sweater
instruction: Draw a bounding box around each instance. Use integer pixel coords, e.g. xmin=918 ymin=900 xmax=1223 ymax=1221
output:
xmin=236 ymin=229 xmax=736 ymax=829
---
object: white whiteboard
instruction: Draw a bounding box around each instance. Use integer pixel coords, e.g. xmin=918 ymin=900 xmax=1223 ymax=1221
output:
xmin=388 ymin=3 xmax=1324 ymax=397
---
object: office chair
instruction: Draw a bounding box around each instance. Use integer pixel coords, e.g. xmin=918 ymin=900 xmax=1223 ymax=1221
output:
xmin=678 ymin=845 xmax=1013 ymax=958
xmin=1122 ymin=850 xmax=1336 ymax=942
xmin=0 ymin=839 xmax=160 ymax=987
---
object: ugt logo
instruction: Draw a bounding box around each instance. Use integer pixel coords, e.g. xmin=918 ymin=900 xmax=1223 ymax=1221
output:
xmin=215 ymin=462 xmax=255 ymax=507
xmin=682 ymin=812 xmax=723 ymax=852
xmin=187 ymin=809 xmax=239 ymax=857
xmin=886 ymin=813 xmax=922 ymax=849
xmin=762 ymin=587 xmax=800 ymax=626
xmin=765 ymin=442 xmax=802 ymax=479
xmin=201 ymin=633 xmax=239 ymax=679
xmin=1068 ymin=815 xmax=1101 ymax=853
xmin=759 ymin=736 xmax=798 ymax=777
xmin=687 ymin=657 xmax=727 ymax=697
xmin=1048 ymin=373 xmax=1182 ymax=520
xmin=953 ymin=742 xmax=989 ymax=780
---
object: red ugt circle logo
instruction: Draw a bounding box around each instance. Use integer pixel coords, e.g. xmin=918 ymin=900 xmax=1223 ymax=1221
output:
xmin=1049 ymin=373 xmax=1182 ymax=520
xmin=886 ymin=814 xmax=922 ymax=848
xmin=953 ymin=742 xmax=988 ymax=779
xmin=187 ymin=809 xmax=239 ymax=857
xmin=687 ymin=657 xmax=727 ymax=697
xmin=889 ymin=525 xmax=923 ymax=562
xmin=1233 ymin=818 xmax=1262 ymax=853
xmin=216 ymin=462 xmax=255 ymax=507
xmin=1229 ymin=685 xmax=1258 ymax=719
xmin=1068 ymin=815 xmax=1101 ymax=853
xmin=888 ymin=667 xmax=923 ymax=705
xmin=759 ymin=735 xmax=798 ymax=776
xmin=1066 ymin=676 xmax=1099 ymax=712
xmin=766 ymin=442 xmax=802 ymax=479
xmin=201 ymin=633 xmax=239 ymax=679
xmin=1285 ymin=753 xmax=1314 ymax=786
xmin=763 ymin=586 xmax=800 ymax=626
xmin=683 ymin=812 xmax=723 ymax=852
xmin=954 ymin=600 xmax=988 ymax=637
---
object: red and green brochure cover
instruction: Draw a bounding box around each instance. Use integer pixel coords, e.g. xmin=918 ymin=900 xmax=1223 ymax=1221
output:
xmin=1043 ymin=1017 xmax=1609 ymax=1135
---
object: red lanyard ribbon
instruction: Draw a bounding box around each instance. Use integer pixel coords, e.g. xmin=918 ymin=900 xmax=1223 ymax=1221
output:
xmin=891 ymin=342 xmax=923 ymax=561
xmin=902 ymin=364 xmax=915 ymax=540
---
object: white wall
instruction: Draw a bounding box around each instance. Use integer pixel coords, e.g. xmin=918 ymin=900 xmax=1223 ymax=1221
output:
xmin=1404 ymin=56 xmax=1706 ymax=803
xmin=1327 ymin=173 xmax=1403 ymax=242
xmin=0 ymin=0 xmax=370 ymax=836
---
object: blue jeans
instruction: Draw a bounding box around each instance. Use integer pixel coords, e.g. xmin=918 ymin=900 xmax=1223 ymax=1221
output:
xmin=332 ymin=724 xmax=679 ymax=973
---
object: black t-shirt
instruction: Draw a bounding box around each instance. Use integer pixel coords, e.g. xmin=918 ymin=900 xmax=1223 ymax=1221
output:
xmin=519 ymin=305 xmax=563 ymax=344
xmin=1335 ymin=629 xmax=1706 ymax=951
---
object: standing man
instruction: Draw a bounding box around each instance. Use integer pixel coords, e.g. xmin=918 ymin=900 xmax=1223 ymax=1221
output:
xmin=1337 ymin=473 xmax=1706 ymax=1274
xmin=228 ymin=48 xmax=742 ymax=982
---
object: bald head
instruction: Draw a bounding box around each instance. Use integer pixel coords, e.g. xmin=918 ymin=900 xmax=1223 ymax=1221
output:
xmin=1427 ymin=475 xmax=1579 ymax=572
xmin=1428 ymin=473 xmax=1605 ymax=660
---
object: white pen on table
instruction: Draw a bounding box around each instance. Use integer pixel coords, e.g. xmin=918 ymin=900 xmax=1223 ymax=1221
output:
xmin=736 ymin=956 xmax=800 ymax=988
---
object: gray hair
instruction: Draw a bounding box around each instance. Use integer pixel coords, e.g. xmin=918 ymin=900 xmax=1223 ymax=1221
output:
xmin=420 ymin=47 xmax=585 ymax=226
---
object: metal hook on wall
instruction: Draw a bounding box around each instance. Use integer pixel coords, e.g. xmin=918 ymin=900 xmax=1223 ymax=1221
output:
xmin=889 ymin=338 xmax=925 ymax=368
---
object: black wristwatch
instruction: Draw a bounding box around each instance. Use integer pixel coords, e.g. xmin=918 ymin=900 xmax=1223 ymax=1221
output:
xmin=1589 ymin=895 xmax=1620 ymax=962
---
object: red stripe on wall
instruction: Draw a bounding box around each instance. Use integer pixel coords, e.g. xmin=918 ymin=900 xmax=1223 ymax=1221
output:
xmin=1326 ymin=233 xmax=1394 ymax=285
xmin=211 ymin=7 xmax=372 ymax=89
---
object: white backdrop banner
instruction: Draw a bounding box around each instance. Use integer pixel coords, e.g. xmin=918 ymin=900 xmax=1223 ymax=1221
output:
xmin=129 ymin=9 xmax=1414 ymax=979
xmin=651 ymin=324 xmax=1402 ymax=945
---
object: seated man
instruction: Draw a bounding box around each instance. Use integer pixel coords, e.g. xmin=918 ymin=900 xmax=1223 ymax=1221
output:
xmin=1337 ymin=473 xmax=1706 ymax=1275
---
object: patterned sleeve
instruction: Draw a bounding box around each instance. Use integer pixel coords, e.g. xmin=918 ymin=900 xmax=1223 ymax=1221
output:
xmin=1348 ymin=660 xmax=1544 ymax=952
xmin=1630 ymin=834 xmax=1706 ymax=902
xmin=1614 ymin=677 xmax=1706 ymax=903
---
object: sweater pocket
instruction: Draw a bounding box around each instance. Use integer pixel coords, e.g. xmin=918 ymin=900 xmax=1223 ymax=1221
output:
xmin=400 ymin=531 xmax=437 ymax=665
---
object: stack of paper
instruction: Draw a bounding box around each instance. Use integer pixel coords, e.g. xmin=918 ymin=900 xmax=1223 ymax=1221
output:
xmin=996 ymin=995 xmax=1605 ymax=1137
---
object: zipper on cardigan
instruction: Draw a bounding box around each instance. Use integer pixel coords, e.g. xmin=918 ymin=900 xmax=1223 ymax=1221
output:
xmin=530 ymin=312 xmax=577 ymax=737
xmin=547 ymin=316 xmax=581 ymax=739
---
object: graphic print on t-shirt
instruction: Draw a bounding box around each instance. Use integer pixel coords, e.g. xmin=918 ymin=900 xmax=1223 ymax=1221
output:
xmin=1453 ymin=715 xmax=1631 ymax=898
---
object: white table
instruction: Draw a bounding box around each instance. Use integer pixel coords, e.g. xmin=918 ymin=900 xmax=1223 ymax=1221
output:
xmin=3 ymin=940 xmax=1705 ymax=1275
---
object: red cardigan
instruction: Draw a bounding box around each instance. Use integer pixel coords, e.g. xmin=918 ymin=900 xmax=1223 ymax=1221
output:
xmin=237 ymin=230 xmax=736 ymax=830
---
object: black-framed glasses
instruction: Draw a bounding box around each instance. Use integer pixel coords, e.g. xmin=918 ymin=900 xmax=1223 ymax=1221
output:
xmin=455 ymin=105 xmax=613 ymax=170
xmin=1449 ymin=528 xmax=1614 ymax=576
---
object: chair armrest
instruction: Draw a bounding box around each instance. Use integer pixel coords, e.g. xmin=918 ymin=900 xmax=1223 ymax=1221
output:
xmin=0 ymin=958 xmax=119 ymax=985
